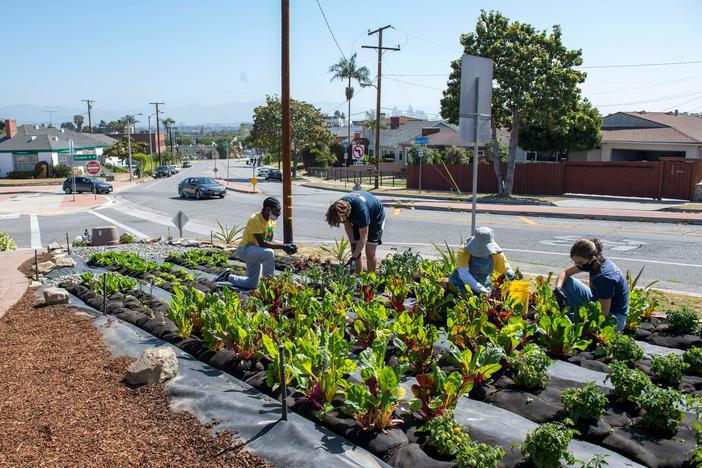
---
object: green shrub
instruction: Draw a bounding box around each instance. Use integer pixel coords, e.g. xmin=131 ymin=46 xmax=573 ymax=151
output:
xmin=510 ymin=344 xmax=553 ymax=390
xmin=34 ymin=161 xmax=49 ymax=178
xmin=633 ymin=385 xmax=683 ymax=436
xmin=456 ymin=439 xmax=505 ymax=468
xmin=684 ymin=347 xmax=702 ymax=376
xmin=119 ymin=233 xmax=137 ymax=244
xmin=651 ymin=353 xmax=688 ymax=386
xmin=0 ymin=231 xmax=17 ymax=251
xmin=606 ymin=361 xmax=651 ymax=403
xmin=521 ymin=422 xmax=576 ymax=468
xmin=608 ymin=334 xmax=644 ymax=363
xmin=52 ymin=164 xmax=72 ymax=178
xmin=560 ymin=381 xmax=607 ymax=423
xmin=666 ymin=306 xmax=699 ymax=334
xmin=7 ymin=171 xmax=34 ymax=179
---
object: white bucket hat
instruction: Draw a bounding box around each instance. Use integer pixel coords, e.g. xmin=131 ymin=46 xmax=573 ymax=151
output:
xmin=464 ymin=226 xmax=502 ymax=258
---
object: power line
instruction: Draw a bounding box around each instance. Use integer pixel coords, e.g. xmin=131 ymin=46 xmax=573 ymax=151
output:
xmin=315 ymin=0 xmax=345 ymax=59
xmin=385 ymin=77 xmax=444 ymax=91
xmin=662 ymin=94 xmax=702 ymax=111
xmin=596 ymin=90 xmax=702 ymax=107
xmin=578 ymin=60 xmax=702 ymax=69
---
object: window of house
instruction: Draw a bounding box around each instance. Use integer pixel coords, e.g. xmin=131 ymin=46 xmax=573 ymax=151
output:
xmin=477 ymin=150 xmax=485 ymax=157
xmin=12 ymin=153 xmax=38 ymax=172
xmin=58 ymin=152 xmax=70 ymax=165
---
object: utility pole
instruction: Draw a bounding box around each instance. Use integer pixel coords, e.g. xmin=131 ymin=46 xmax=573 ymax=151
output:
xmin=147 ymin=113 xmax=155 ymax=174
xmin=81 ymin=99 xmax=94 ymax=133
xmin=363 ymin=26 xmax=399 ymax=189
xmin=42 ymin=110 xmax=57 ymax=127
xmin=281 ymin=0 xmax=293 ymax=243
xmin=149 ymin=102 xmax=164 ymax=165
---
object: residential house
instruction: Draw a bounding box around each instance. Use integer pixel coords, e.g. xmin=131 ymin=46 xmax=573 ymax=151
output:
xmin=569 ymin=111 xmax=702 ymax=161
xmin=0 ymin=119 xmax=115 ymax=177
xmin=108 ymin=131 xmax=167 ymax=154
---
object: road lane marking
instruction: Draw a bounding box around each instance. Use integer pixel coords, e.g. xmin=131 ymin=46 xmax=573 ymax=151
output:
xmin=393 ymin=208 xmax=401 ymax=216
xmin=105 ymin=203 xmax=216 ymax=236
xmin=518 ymin=216 xmax=537 ymax=226
xmin=30 ymin=214 xmax=41 ymax=249
xmin=89 ymin=210 xmax=148 ymax=239
xmin=0 ymin=213 xmax=20 ymax=220
xmin=143 ymin=178 xmax=166 ymax=191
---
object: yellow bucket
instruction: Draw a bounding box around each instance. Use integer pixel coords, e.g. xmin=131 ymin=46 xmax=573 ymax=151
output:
xmin=508 ymin=280 xmax=530 ymax=313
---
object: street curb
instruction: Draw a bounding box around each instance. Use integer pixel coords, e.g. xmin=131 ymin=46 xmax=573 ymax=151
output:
xmin=225 ymin=185 xmax=260 ymax=195
xmin=383 ymin=201 xmax=702 ymax=225
xmin=299 ymin=183 xmax=557 ymax=206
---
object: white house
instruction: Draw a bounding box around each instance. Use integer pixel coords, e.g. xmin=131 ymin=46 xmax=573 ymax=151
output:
xmin=0 ymin=119 xmax=115 ymax=177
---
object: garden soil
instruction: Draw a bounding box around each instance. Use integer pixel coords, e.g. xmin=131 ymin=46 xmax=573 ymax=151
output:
xmin=0 ymin=289 xmax=270 ymax=467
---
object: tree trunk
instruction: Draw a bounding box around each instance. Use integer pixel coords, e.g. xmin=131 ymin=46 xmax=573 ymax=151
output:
xmin=490 ymin=116 xmax=505 ymax=196
xmin=504 ymin=110 xmax=521 ymax=196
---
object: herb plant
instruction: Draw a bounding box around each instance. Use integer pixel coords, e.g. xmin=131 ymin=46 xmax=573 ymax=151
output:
xmin=608 ymin=334 xmax=644 ymax=363
xmin=560 ymin=381 xmax=607 ymax=423
xmin=606 ymin=361 xmax=651 ymax=403
xmin=684 ymin=347 xmax=702 ymax=376
xmin=651 ymin=353 xmax=688 ymax=386
xmin=521 ymin=422 xmax=576 ymax=468
xmin=456 ymin=440 xmax=505 ymax=468
xmin=633 ymin=385 xmax=683 ymax=436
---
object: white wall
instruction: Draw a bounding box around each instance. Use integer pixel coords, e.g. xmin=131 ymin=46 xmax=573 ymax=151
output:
xmin=0 ymin=154 xmax=13 ymax=177
xmin=37 ymin=152 xmax=57 ymax=165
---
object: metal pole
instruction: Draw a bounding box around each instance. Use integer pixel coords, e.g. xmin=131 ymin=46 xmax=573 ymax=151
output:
xmin=34 ymin=250 xmax=39 ymax=281
xmin=373 ymin=30 xmax=383 ymax=189
xmin=418 ymin=154 xmax=423 ymax=194
xmin=66 ymin=232 xmax=70 ymax=255
xmin=278 ymin=344 xmax=288 ymax=421
xmin=148 ymin=115 xmax=154 ymax=175
xmin=347 ymin=76 xmax=351 ymax=167
xmin=102 ymin=272 xmax=107 ymax=314
xmin=70 ymin=139 xmax=76 ymax=202
xmin=82 ymin=99 xmax=94 ymax=133
xmin=281 ymin=0 xmax=293 ymax=244
xmin=471 ymin=77 xmax=480 ymax=236
xmin=127 ymin=124 xmax=134 ymax=182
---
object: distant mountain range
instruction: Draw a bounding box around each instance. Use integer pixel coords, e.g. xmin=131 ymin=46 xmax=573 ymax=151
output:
xmin=0 ymin=101 xmax=342 ymax=127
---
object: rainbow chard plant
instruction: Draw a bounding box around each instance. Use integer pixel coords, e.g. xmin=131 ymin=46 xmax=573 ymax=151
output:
xmin=261 ymin=334 xmax=296 ymax=391
xmin=168 ymin=286 xmax=206 ymax=338
xmin=411 ymin=363 xmax=476 ymax=420
xmin=537 ymin=313 xmax=591 ymax=357
xmin=351 ymin=301 xmax=389 ymax=349
xmin=386 ymin=276 xmax=410 ymax=313
xmin=413 ymin=277 xmax=450 ymax=323
xmin=291 ymin=328 xmax=357 ymax=416
xmin=359 ymin=271 xmax=380 ymax=303
xmin=343 ymin=337 xmax=408 ymax=432
xmin=577 ymin=302 xmax=617 ymax=347
xmin=446 ymin=295 xmax=492 ymax=352
xmin=449 ymin=344 xmax=503 ymax=388
xmin=392 ymin=310 xmax=439 ymax=375
xmin=485 ymin=315 xmax=536 ymax=358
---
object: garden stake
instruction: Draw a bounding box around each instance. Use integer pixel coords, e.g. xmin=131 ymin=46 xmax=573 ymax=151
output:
xmin=66 ymin=233 xmax=71 ymax=255
xmin=279 ymin=344 xmax=288 ymax=421
xmin=210 ymin=231 xmax=213 ymax=245
xmin=102 ymin=273 xmax=107 ymax=315
xmin=34 ymin=250 xmax=39 ymax=281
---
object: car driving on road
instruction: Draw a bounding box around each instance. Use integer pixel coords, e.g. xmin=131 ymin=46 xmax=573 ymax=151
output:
xmin=178 ymin=177 xmax=226 ymax=199
xmin=62 ymin=176 xmax=113 ymax=194
xmin=257 ymin=167 xmax=271 ymax=177
xmin=182 ymin=161 xmax=192 ymax=168
xmin=266 ymin=169 xmax=283 ymax=181
xmin=154 ymin=166 xmax=171 ymax=178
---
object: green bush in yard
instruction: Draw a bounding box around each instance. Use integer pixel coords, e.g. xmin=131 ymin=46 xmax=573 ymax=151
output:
xmin=0 ymin=231 xmax=17 ymax=251
xmin=651 ymin=353 xmax=688 ymax=386
xmin=560 ymin=381 xmax=607 ymax=423
xmin=51 ymin=164 xmax=72 ymax=178
xmin=521 ymin=422 xmax=576 ymax=468
xmin=666 ymin=305 xmax=699 ymax=334
xmin=608 ymin=334 xmax=644 ymax=363
xmin=684 ymin=347 xmax=702 ymax=375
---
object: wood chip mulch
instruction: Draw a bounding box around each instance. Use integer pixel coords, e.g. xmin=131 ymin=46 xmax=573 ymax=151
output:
xmin=18 ymin=251 xmax=53 ymax=278
xmin=0 ymin=290 xmax=273 ymax=467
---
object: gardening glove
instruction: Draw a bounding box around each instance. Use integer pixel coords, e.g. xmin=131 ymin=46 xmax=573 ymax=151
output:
xmin=283 ymin=244 xmax=297 ymax=255
xmin=345 ymin=256 xmax=358 ymax=271
xmin=475 ymin=284 xmax=490 ymax=295
xmin=553 ymin=287 xmax=567 ymax=308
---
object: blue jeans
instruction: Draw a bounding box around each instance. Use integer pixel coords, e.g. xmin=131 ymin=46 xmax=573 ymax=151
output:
xmin=562 ymin=277 xmax=626 ymax=332
xmin=226 ymin=244 xmax=275 ymax=290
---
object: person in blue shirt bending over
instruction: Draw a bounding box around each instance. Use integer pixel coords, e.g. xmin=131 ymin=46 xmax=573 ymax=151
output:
xmin=554 ymin=238 xmax=630 ymax=332
xmin=325 ymin=191 xmax=385 ymax=273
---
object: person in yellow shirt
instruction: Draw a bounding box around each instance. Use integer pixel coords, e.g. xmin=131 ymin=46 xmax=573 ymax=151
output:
xmin=215 ymin=197 xmax=297 ymax=289
xmin=448 ymin=226 xmax=514 ymax=294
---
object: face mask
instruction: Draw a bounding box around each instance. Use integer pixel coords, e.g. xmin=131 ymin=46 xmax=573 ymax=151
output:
xmin=576 ymin=262 xmax=592 ymax=272
xmin=269 ymin=214 xmax=278 ymax=221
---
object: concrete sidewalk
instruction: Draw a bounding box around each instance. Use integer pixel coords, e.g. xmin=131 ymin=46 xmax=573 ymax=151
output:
xmin=0 ymin=250 xmax=31 ymax=318
xmin=384 ymin=199 xmax=702 ymax=225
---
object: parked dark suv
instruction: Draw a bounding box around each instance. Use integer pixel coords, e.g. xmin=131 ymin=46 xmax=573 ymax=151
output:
xmin=62 ymin=176 xmax=113 ymax=194
xmin=154 ymin=166 xmax=171 ymax=178
xmin=178 ymin=177 xmax=226 ymax=199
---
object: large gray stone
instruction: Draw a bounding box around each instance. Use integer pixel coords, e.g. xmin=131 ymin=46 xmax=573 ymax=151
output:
xmin=43 ymin=287 xmax=69 ymax=305
xmin=54 ymin=257 xmax=76 ymax=268
xmin=32 ymin=260 xmax=56 ymax=274
xmin=125 ymin=346 xmax=178 ymax=386
xmin=48 ymin=241 xmax=61 ymax=251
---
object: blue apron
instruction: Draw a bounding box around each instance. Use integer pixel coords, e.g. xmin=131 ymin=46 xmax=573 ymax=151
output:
xmin=449 ymin=255 xmax=494 ymax=293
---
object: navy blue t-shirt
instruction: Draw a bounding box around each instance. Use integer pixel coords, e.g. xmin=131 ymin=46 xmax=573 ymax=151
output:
xmin=590 ymin=259 xmax=629 ymax=319
xmin=341 ymin=191 xmax=384 ymax=228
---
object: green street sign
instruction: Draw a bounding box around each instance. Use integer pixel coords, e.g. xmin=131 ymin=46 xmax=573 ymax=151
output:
xmin=73 ymin=154 xmax=96 ymax=161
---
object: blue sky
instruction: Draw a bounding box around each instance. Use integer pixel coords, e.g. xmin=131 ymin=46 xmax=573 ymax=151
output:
xmin=2 ymin=0 xmax=701 ymax=123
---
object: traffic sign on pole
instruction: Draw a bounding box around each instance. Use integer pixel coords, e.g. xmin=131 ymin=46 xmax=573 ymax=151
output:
xmin=172 ymin=210 xmax=189 ymax=238
xmin=85 ymin=161 xmax=101 ymax=175
xmin=352 ymin=145 xmax=365 ymax=160
xmin=414 ymin=136 xmax=430 ymax=145
xmin=73 ymin=154 xmax=97 ymax=161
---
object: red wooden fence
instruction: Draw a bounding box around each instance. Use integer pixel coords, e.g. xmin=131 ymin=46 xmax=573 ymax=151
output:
xmin=406 ymin=160 xmax=702 ymax=200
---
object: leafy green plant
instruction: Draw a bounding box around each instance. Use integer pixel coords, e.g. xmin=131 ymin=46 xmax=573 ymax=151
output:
xmin=378 ymin=249 xmax=423 ymax=281
xmin=537 ymin=313 xmax=591 ymax=357
xmin=625 ymin=268 xmax=660 ymax=330
xmin=485 ymin=315 xmax=536 ymax=357
xmin=119 ymin=232 xmax=137 ymax=244
xmin=291 ymin=327 xmax=357 ymax=415
xmin=385 ymin=276 xmax=410 ymax=313
xmin=581 ymin=454 xmax=610 ymax=468
xmin=260 ymin=333 xmax=295 ymax=390
xmin=684 ymin=347 xmax=702 ymax=376
xmin=456 ymin=439 xmax=505 ymax=468
xmin=413 ymin=276 xmax=450 ymax=323
xmin=606 ymin=361 xmax=651 ymax=403
xmin=576 ymin=302 xmax=617 ymax=347
xmin=446 ymin=295 xmax=493 ymax=351
xmin=392 ymin=310 xmax=438 ymax=374
xmin=168 ymin=286 xmax=204 ymax=338
xmin=666 ymin=305 xmax=699 ymax=335
xmin=686 ymin=395 xmax=702 ymax=465
xmin=651 ymin=353 xmax=688 ymax=387
xmin=450 ymin=344 xmax=503 ymax=387
xmin=358 ymin=271 xmax=379 ymax=303
xmin=251 ymin=272 xmax=299 ymax=317
xmin=351 ymin=300 xmax=389 ymax=349
xmin=0 ymin=231 xmax=17 ymax=251
xmin=561 ymin=381 xmax=607 ymax=423
xmin=320 ymin=237 xmax=351 ymax=263
xmin=509 ymin=344 xmax=553 ymax=390
xmin=212 ymin=220 xmax=244 ymax=245
xmin=633 ymin=385 xmax=683 ymax=436
xmin=608 ymin=334 xmax=644 ymax=363
xmin=432 ymin=240 xmax=459 ymax=277
xmin=343 ymin=336 xmax=408 ymax=432
xmin=521 ymin=422 xmax=576 ymax=468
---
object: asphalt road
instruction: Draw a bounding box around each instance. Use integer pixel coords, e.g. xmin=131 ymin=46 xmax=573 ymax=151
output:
xmin=2 ymin=160 xmax=701 ymax=294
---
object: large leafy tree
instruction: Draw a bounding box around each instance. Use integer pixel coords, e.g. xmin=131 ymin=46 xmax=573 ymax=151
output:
xmin=251 ymin=95 xmax=335 ymax=167
xmin=518 ymin=99 xmax=602 ymax=158
xmin=103 ymin=137 xmax=149 ymax=161
xmin=440 ymin=10 xmax=586 ymax=195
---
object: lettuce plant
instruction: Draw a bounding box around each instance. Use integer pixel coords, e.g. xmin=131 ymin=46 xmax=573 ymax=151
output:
xmin=343 ymin=337 xmax=408 ymax=432
xmin=392 ymin=310 xmax=438 ymax=374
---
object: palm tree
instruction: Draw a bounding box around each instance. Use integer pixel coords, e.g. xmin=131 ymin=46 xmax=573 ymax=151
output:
xmin=329 ymin=53 xmax=372 ymax=166
xmin=73 ymin=114 xmax=84 ymax=132
xmin=162 ymin=117 xmax=176 ymax=156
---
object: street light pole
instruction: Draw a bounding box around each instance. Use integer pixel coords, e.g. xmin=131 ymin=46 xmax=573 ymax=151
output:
xmin=149 ymin=102 xmax=164 ymax=165
xmin=126 ymin=124 xmax=133 ymax=182
xmin=281 ymin=0 xmax=293 ymax=243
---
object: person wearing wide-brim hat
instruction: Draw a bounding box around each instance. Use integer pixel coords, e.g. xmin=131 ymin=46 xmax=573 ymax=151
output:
xmin=448 ymin=226 xmax=515 ymax=294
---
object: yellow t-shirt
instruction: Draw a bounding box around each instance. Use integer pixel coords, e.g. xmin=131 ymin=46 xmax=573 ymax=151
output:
xmin=239 ymin=212 xmax=276 ymax=247
xmin=455 ymin=244 xmax=511 ymax=274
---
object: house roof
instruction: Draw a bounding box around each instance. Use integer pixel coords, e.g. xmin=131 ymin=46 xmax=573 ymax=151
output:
xmin=372 ymin=120 xmax=444 ymax=148
xmin=331 ymin=125 xmax=364 ymax=139
xmin=0 ymin=125 xmax=116 ymax=152
xmin=602 ymin=112 xmax=702 ymax=144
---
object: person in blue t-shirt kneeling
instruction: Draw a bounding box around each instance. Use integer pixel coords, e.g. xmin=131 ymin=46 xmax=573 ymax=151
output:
xmin=325 ymin=191 xmax=385 ymax=273
xmin=554 ymin=238 xmax=630 ymax=331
